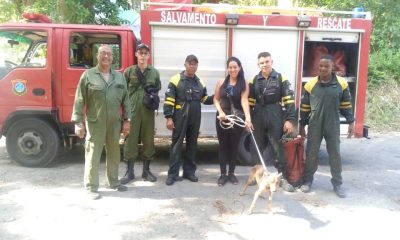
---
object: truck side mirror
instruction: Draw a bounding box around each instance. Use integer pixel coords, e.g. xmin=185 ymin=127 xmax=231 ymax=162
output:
xmin=7 ymin=39 xmax=19 ymax=48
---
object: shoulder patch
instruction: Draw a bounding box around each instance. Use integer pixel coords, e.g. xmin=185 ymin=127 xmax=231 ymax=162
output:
xmin=199 ymin=78 xmax=206 ymax=88
xmin=170 ymin=74 xmax=181 ymax=87
xmin=304 ymin=76 xmax=319 ymax=94
xmin=249 ymin=75 xmax=257 ymax=84
xmin=280 ymin=74 xmax=288 ymax=82
xmin=336 ymin=76 xmax=349 ymax=90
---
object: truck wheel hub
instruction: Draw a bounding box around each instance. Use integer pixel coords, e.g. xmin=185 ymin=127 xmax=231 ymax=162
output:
xmin=17 ymin=132 xmax=43 ymax=155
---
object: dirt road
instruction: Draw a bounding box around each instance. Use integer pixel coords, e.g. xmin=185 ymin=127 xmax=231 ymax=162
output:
xmin=1 ymin=133 xmax=400 ymax=240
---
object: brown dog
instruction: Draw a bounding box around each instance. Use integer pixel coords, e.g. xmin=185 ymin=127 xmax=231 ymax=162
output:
xmin=239 ymin=165 xmax=282 ymax=214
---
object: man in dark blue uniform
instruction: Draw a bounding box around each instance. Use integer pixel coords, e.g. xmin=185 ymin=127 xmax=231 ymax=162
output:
xmin=163 ymin=55 xmax=213 ymax=186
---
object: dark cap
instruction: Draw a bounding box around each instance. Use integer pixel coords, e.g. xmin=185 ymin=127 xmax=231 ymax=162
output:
xmin=185 ymin=54 xmax=198 ymax=63
xmin=136 ymin=43 xmax=150 ymax=51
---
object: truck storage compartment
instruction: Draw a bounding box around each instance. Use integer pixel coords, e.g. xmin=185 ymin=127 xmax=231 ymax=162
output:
xmin=302 ymin=31 xmax=360 ymax=82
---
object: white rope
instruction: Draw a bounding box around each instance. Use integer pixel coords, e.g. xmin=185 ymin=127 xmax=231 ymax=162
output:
xmin=218 ymin=114 xmax=246 ymax=129
xmin=218 ymin=114 xmax=268 ymax=170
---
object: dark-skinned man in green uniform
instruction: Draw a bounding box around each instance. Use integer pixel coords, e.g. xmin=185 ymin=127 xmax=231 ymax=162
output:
xmin=299 ymin=54 xmax=355 ymax=198
xmin=248 ymin=52 xmax=296 ymax=192
xmin=120 ymin=43 xmax=161 ymax=184
xmin=163 ymin=54 xmax=213 ymax=186
xmin=72 ymin=45 xmax=131 ymax=200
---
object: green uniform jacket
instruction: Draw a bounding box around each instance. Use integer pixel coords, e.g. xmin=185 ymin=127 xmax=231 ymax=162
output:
xmin=299 ymin=74 xmax=354 ymax=127
xmin=71 ymin=67 xmax=131 ymax=125
xmin=124 ymin=65 xmax=161 ymax=115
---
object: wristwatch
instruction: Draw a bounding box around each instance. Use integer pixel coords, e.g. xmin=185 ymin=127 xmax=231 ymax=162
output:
xmin=124 ymin=118 xmax=131 ymax=122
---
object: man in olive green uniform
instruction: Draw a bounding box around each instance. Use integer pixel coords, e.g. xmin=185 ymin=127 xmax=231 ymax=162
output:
xmin=72 ymin=45 xmax=131 ymax=200
xmin=248 ymin=52 xmax=296 ymax=192
xmin=299 ymin=54 xmax=354 ymax=198
xmin=120 ymin=43 xmax=161 ymax=184
xmin=163 ymin=55 xmax=213 ymax=186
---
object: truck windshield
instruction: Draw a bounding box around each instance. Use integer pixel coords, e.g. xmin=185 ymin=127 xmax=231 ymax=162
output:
xmin=0 ymin=30 xmax=47 ymax=79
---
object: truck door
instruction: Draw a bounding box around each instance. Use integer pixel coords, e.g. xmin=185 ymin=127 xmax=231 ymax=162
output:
xmin=232 ymin=29 xmax=299 ymax=91
xmin=0 ymin=28 xmax=53 ymax=114
xmin=151 ymin=26 xmax=227 ymax=136
xmin=57 ymin=29 xmax=129 ymax=124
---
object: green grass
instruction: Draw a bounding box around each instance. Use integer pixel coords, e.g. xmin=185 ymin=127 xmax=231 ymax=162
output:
xmin=365 ymin=80 xmax=400 ymax=132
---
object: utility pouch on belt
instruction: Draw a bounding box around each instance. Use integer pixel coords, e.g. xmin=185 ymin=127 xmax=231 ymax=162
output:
xmin=135 ymin=67 xmax=160 ymax=110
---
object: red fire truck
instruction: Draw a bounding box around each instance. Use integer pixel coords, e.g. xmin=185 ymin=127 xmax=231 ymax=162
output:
xmin=141 ymin=3 xmax=372 ymax=138
xmin=0 ymin=4 xmax=372 ymax=167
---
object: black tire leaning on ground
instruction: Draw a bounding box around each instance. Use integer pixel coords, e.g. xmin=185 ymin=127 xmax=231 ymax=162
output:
xmin=6 ymin=118 xmax=60 ymax=167
xmin=237 ymin=131 xmax=274 ymax=166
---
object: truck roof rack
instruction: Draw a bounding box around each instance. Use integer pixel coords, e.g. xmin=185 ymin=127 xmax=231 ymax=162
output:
xmin=141 ymin=2 xmax=371 ymax=20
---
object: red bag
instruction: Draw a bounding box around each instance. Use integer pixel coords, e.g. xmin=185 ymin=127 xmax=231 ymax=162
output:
xmin=306 ymin=43 xmax=329 ymax=77
xmin=283 ymin=137 xmax=305 ymax=187
xmin=332 ymin=48 xmax=347 ymax=77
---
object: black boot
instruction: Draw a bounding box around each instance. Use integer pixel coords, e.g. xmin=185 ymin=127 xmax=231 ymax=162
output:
xmin=142 ymin=160 xmax=157 ymax=182
xmin=120 ymin=160 xmax=134 ymax=185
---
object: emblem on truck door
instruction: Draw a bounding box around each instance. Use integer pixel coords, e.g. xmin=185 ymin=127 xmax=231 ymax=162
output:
xmin=11 ymin=79 xmax=27 ymax=96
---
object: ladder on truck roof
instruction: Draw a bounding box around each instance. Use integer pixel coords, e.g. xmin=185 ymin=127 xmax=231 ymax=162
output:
xmin=141 ymin=2 xmax=371 ymax=20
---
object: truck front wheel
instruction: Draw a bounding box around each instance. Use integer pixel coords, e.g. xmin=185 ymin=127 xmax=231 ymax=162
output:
xmin=6 ymin=118 xmax=60 ymax=167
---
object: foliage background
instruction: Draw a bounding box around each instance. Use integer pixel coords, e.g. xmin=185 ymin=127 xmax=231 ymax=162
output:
xmin=0 ymin=0 xmax=399 ymax=131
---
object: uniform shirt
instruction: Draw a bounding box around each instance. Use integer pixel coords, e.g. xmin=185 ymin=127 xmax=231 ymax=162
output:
xmin=248 ymin=69 xmax=296 ymax=122
xmin=71 ymin=66 xmax=131 ymax=124
xmin=124 ymin=65 xmax=161 ymax=114
xmin=300 ymin=73 xmax=354 ymax=126
xmin=163 ymin=72 xmax=213 ymax=118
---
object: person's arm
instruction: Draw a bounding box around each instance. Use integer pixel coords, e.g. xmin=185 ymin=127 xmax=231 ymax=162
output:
xmin=338 ymin=79 xmax=355 ymax=138
xmin=299 ymin=85 xmax=311 ymax=137
xmin=164 ymin=76 xmax=178 ymax=130
xmin=248 ymin=77 xmax=256 ymax=109
xmin=280 ymin=75 xmax=295 ymax=134
xmin=241 ymin=81 xmax=254 ymax=131
xmin=155 ymin=69 xmax=162 ymax=92
xmin=71 ymin=71 xmax=88 ymax=138
xmin=214 ymin=79 xmax=226 ymax=120
xmin=121 ymin=74 xmax=131 ymax=136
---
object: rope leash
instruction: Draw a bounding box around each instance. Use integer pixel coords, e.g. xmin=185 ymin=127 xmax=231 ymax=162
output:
xmin=218 ymin=115 xmax=267 ymax=170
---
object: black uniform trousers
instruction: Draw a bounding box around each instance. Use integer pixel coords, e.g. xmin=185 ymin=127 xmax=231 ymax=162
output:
xmin=216 ymin=114 xmax=243 ymax=174
xmin=168 ymin=101 xmax=201 ymax=178
xmin=251 ymin=103 xmax=287 ymax=174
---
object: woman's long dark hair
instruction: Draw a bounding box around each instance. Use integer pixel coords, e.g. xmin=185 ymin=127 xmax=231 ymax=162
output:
xmin=223 ymin=56 xmax=246 ymax=93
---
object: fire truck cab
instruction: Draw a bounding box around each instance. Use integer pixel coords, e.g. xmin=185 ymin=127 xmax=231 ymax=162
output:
xmin=0 ymin=22 xmax=137 ymax=167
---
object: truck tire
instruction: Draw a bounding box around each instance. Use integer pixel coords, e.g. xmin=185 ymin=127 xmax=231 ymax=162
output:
xmin=237 ymin=131 xmax=274 ymax=166
xmin=6 ymin=118 xmax=60 ymax=167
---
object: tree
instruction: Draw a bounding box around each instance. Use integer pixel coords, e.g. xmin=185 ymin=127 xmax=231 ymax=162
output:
xmin=0 ymin=0 xmax=130 ymax=25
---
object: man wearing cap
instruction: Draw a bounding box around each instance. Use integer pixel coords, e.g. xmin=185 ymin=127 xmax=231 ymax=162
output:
xmin=248 ymin=52 xmax=297 ymax=192
xmin=120 ymin=43 xmax=161 ymax=184
xmin=163 ymin=54 xmax=213 ymax=186
xmin=72 ymin=44 xmax=131 ymax=200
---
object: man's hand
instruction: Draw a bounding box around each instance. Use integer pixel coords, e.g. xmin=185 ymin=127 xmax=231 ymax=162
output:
xmin=299 ymin=125 xmax=306 ymax=138
xmin=75 ymin=123 xmax=85 ymax=139
xmin=166 ymin=118 xmax=174 ymax=131
xmin=122 ymin=120 xmax=130 ymax=136
xmin=283 ymin=121 xmax=294 ymax=134
xmin=347 ymin=122 xmax=355 ymax=138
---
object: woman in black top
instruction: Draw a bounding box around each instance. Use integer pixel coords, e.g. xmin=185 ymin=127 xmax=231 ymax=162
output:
xmin=214 ymin=57 xmax=253 ymax=186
